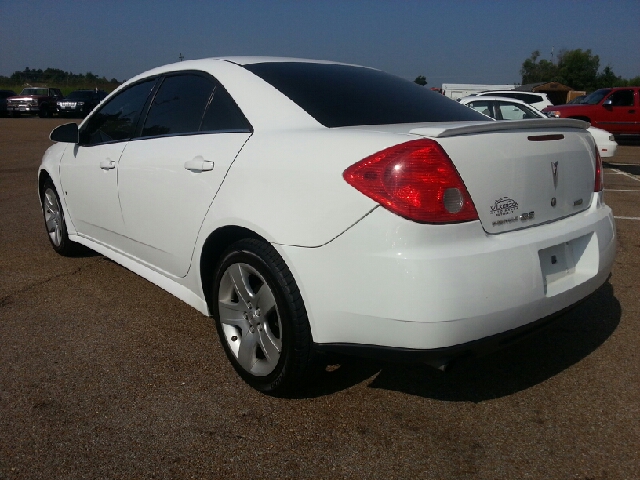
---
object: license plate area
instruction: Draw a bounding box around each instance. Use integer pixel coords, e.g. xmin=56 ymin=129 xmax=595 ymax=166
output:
xmin=539 ymin=233 xmax=598 ymax=296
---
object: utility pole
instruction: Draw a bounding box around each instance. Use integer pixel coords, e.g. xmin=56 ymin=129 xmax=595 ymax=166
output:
xmin=178 ymin=53 xmax=184 ymax=62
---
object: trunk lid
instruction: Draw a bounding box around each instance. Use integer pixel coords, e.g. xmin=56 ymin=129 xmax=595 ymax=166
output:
xmin=408 ymin=119 xmax=596 ymax=234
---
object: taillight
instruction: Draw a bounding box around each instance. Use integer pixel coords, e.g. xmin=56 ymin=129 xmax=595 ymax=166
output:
xmin=343 ymin=139 xmax=478 ymax=223
xmin=594 ymin=147 xmax=603 ymax=192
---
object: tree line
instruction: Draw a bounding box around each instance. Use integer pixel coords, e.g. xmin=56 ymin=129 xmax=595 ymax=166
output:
xmin=413 ymin=48 xmax=639 ymax=92
xmin=520 ymin=49 xmax=640 ymax=91
xmin=0 ymin=67 xmax=121 ymax=91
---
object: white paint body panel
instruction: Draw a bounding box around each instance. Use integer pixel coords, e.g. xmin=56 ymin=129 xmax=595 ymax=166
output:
xmin=279 ymin=197 xmax=615 ymax=348
xmin=117 ymin=132 xmax=251 ymax=277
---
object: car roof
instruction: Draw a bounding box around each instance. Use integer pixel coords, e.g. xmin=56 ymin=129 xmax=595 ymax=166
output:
xmin=129 ymin=56 xmax=371 ymax=80
xmin=460 ymin=95 xmax=530 ymax=105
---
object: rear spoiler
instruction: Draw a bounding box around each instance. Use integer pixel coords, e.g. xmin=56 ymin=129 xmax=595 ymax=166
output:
xmin=409 ymin=118 xmax=589 ymax=138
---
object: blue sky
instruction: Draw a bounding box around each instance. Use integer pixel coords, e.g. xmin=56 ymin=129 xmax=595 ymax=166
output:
xmin=1 ymin=0 xmax=638 ymax=87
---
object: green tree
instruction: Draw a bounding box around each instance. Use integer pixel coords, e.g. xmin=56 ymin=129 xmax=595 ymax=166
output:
xmin=414 ymin=75 xmax=427 ymax=86
xmin=595 ymin=66 xmax=623 ymax=88
xmin=555 ymin=49 xmax=600 ymax=90
xmin=520 ymin=50 xmax=558 ymax=84
xmin=626 ymin=76 xmax=640 ymax=86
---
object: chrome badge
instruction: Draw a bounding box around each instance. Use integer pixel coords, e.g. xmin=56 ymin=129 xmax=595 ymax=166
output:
xmin=551 ymin=161 xmax=559 ymax=188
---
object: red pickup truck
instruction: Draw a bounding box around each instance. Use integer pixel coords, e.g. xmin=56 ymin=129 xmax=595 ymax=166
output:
xmin=6 ymin=87 xmax=64 ymax=118
xmin=543 ymin=87 xmax=640 ymax=138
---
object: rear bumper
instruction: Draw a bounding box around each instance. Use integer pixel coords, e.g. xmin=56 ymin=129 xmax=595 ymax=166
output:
xmin=314 ymin=284 xmax=603 ymax=367
xmin=278 ymin=194 xmax=616 ymax=352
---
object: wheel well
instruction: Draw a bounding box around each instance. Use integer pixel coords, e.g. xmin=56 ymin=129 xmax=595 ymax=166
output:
xmin=38 ymin=170 xmax=52 ymax=199
xmin=200 ymin=226 xmax=264 ymax=315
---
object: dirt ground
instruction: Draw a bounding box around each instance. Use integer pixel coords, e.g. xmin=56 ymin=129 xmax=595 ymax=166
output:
xmin=1 ymin=117 xmax=639 ymax=479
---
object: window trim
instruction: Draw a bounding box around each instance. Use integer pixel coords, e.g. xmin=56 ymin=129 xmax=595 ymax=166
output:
xmin=79 ymin=70 xmax=253 ymax=147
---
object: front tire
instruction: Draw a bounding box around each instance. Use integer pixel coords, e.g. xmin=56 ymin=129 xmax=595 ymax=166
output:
xmin=212 ymin=239 xmax=313 ymax=395
xmin=38 ymin=105 xmax=50 ymax=118
xmin=41 ymin=179 xmax=77 ymax=256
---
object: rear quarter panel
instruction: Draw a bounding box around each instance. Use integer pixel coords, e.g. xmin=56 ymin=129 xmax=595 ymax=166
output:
xmin=196 ymin=128 xmax=409 ymax=247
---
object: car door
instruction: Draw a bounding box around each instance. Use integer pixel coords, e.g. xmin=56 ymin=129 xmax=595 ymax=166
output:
xmin=117 ymin=72 xmax=252 ymax=277
xmin=59 ymin=79 xmax=157 ymax=248
xmin=597 ymin=88 xmax=638 ymax=134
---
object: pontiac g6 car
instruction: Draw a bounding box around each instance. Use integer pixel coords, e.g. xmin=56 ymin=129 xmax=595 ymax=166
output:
xmin=39 ymin=57 xmax=616 ymax=394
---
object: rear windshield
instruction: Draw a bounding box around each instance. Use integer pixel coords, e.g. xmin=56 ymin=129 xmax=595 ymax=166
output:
xmin=243 ymin=62 xmax=486 ymax=127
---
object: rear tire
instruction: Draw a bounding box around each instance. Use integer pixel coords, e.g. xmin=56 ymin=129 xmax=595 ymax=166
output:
xmin=212 ymin=239 xmax=313 ymax=395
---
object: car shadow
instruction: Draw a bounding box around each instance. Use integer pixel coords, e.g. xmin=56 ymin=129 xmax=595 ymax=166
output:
xmin=603 ymin=161 xmax=640 ymax=176
xmin=615 ymin=137 xmax=640 ymax=147
xmin=70 ymin=244 xmax=102 ymax=257
xmin=295 ymin=282 xmax=620 ymax=401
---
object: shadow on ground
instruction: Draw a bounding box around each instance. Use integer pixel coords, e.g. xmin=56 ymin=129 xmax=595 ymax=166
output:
xmin=296 ymin=282 xmax=620 ymax=401
xmin=603 ymin=161 xmax=640 ymax=176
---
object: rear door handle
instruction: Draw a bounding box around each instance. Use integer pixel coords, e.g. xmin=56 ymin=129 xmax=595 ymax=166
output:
xmin=100 ymin=159 xmax=116 ymax=170
xmin=184 ymin=157 xmax=214 ymax=172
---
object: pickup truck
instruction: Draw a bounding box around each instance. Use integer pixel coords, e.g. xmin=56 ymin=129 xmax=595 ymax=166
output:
xmin=6 ymin=87 xmax=64 ymax=118
xmin=543 ymin=87 xmax=640 ymax=138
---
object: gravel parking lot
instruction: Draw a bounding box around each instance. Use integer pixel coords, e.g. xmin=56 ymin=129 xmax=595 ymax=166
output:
xmin=1 ymin=118 xmax=639 ymax=479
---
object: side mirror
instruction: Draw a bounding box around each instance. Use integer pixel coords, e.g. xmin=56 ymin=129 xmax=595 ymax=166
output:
xmin=50 ymin=123 xmax=79 ymax=143
xmin=603 ymin=99 xmax=613 ymax=107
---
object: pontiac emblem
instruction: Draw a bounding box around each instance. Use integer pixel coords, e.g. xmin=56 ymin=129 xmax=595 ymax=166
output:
xmin=551 ymin=161 xmax=559 ymax=188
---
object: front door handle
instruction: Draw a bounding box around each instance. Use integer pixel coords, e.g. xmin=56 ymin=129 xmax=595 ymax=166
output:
xmin=100 ymin=159 xmax=116 ymax=170
xmin=184 ymin=156 xmax=214 ymax=172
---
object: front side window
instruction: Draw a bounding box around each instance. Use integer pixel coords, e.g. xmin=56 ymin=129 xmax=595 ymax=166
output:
xmin=141 ymin=74 xmax=215 ymax=137
xmin=80 ymin=79 xmax=157 ymax=145
xmin=607 ymin=90 xmax=634 ymax=107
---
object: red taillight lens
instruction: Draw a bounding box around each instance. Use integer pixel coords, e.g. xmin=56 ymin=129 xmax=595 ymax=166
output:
xmin=594 ymin=148 xmax=603 ymax=192
xmin=343 ymin=139 xmax=478 ymax=223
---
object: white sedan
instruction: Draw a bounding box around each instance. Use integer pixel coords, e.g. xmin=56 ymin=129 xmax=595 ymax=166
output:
xmin=39 ymin=58 xmax=616 ymax=394
xmin=458 ymin=95 xmax=618 ymax=158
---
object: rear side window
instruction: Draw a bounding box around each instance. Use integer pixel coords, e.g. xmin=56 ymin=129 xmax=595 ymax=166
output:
xmin=244 ymin=62 xmax=486 ymax=127
xmin=81 ymin=79 xmax=156 ymax=145
xmin=140 ymin=73 xmax=251 ymax=136
xmin=201 ymin=84 xmax=252 ymax=132
xmin=467 ymin=101 xmax=493 ymax=117
xmin=141 ymin=74 xmax=215 ymax=137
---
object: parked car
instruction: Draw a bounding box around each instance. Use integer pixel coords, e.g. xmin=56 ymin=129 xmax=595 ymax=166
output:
xmin=543 ymin=87 xmax=640 ymax=137
xmin=473 ymin=90 xmax=553 ymax=110
xmin=0 ymin=89 xmax=17 ymax=116
xmin=39 ymin=57 xmax=615 ymax=394
xmin=57 ymin=89 xmax=108 ymax=117
xmin=6 ymin=87 xmax=63 ymax=117
xmin=459 ymin=96 xmax=617 ymax=157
